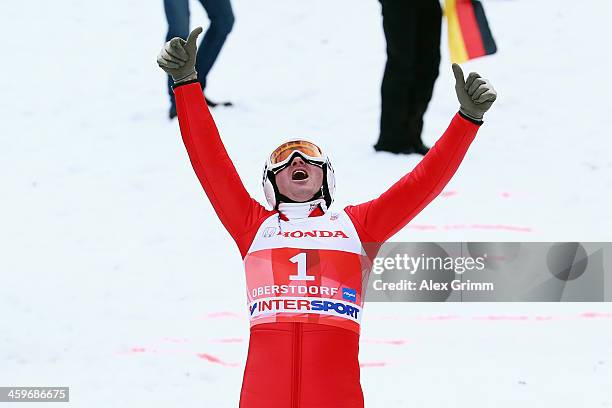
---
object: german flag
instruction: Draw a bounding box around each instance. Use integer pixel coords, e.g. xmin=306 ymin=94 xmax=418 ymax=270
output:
xmin=446 ymin=0 xmax=497 ymax=64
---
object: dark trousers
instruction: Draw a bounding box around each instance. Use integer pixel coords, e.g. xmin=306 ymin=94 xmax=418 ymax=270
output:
xmin=164 ymin=0 xmax=234 ymax=103
xmin=375 ymin=0 xmax=442 ymax=150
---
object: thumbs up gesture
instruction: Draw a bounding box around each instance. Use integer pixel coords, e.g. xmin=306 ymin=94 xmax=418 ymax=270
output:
xmin=452 ymin=63 xmax=497 ymax=121
xmin=157 ymin=27 xmax=203 ymax=84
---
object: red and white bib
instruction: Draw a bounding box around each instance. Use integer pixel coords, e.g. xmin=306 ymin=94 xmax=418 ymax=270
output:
xmin=244 ymin=210 xmax=368 ymax=334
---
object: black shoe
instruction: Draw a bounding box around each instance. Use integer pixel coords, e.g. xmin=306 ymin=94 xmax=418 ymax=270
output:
xmin=205 ymin=96 xmax=233 ymax=108
xmin=169 ymin=103 xmax=177 ymax=119
xmin=373 ymin=144 xmax=402 ymax=154
xmin=411 ymin=143 xmax=430 ymax=156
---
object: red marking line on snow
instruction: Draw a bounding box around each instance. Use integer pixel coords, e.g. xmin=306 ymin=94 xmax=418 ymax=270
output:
xmin=196 ymin=353 xmax=239 ymax=367
xmin=213 ymin=337 xmax=245 ymax=343
xmin=417 ymin=315 xmax=461 ymax=321
xmin=162 ymin=337 xmax=189 ymax=343
xmin=407 ymin=224 xmax=533 ymax=232
xmin=440 ymin=190 xmax=458 ymax=197
xmin=579 ymin=312 xmax=612 ymax=319
xmin=114 ymin=347 xmax=158 ymax=356
xmin=360 ymin=362 xmax=387 ymax=368
xmin=472 ymin=313 xmax=612 ymax=321
xmin=430 ymin=190 xmax=530 ymax=199
xmin=198 ymin=311 xmax=242 ymax=319
xmin=366 ymin=315 xmax=402 ymax=321
xmin=406 ymin=224 xmax=437 ymax=231
xmin=367 ymin=313 xmax=612 ymax=322
xmin=363 ymin=338 xmax=409 ymax=346
xmin=473 ymin=315 xmax=530 ymax=321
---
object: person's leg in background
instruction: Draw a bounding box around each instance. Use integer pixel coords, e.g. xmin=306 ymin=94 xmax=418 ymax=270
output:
xmin=375 ymin=0 xmax=441 ymax=155
xmin=196 ymin=0 xmax=235 ymax=106
xmin=375 ymin=0 xmax=417 ymax=154
xmin=164 ymin=0 xmax=190 ymax=119
xmin=410 ymin=0 xmax=442 ymax=154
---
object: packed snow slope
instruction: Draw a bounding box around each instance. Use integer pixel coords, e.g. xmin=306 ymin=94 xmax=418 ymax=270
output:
xmin=1 ymin=0 xmax=611 ymax=407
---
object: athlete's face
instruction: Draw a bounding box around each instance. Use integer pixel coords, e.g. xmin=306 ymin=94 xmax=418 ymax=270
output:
xmin=275 ymin=156 xmax=324 ymax=203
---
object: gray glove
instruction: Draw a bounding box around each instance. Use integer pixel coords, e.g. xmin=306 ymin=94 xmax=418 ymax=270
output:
xmin=452 ymin=63 xmax=497 ymax=121
xmin=157 ymin=27 xmax=203 ymax=84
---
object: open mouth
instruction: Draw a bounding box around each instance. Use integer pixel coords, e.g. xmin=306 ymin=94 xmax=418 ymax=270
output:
xmin=292 ymin=169 xmax=309 ymax=181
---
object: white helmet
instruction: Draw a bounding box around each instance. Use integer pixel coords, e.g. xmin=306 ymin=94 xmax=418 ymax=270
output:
xmin=262 ymin=139 xmax=336 ymax=211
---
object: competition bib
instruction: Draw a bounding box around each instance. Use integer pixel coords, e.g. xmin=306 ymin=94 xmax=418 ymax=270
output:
xmin=244 ymin=211 xmax=368 ymax=334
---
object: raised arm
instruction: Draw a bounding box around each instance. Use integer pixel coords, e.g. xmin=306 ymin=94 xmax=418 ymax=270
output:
xmin=345 ymin=64 xmax=497 ymax=243
xmin=346 ymin=112 xmax=480 ymax=242
xmin=158 ymin=28 xmax=271 ymax=256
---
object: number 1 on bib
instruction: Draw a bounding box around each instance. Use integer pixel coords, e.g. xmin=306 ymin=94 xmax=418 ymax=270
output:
xmin=288 ymin=252 xmax=315 ymax=281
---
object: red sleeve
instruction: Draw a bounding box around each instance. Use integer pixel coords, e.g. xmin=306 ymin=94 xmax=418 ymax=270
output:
xmin=345 ymin=112 xmax=481 ymax=243
xmin=173 ymin=81 xmax=273 ymax=257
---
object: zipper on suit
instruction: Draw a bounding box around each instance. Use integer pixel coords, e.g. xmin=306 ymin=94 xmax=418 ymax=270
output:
xmin=291 ymin=322 xmax=302 ymax=408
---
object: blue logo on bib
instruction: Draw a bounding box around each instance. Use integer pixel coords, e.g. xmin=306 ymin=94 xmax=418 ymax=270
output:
xmin=342 ymin=287 xmax=357 ymax=302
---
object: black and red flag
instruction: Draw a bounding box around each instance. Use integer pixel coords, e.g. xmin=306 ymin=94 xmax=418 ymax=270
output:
xmin=446 ymin=0 xmax=497 ymax=63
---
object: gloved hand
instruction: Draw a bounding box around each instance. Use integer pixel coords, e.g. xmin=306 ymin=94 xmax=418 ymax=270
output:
xmin=452 ymin=63 xmax=497 ymax=121
xmin=157 ymin=27 xmax=203 ymax=84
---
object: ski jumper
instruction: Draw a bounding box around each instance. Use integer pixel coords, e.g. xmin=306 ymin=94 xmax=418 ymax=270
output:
xmin=173 ymin=80 xmax=482 ymax=408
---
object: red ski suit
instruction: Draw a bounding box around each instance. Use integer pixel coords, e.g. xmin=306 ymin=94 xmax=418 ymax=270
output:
xmin=173 ymin=81 xmax=481 ymax=408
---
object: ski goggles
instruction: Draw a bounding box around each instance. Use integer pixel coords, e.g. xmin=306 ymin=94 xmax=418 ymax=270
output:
xmin=269 ymin=140 xmax=325 ymax=170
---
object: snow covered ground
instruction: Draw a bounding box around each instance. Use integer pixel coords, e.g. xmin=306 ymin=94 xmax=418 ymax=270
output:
xmin=1 ymin=0 xmax=611 ymax=406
